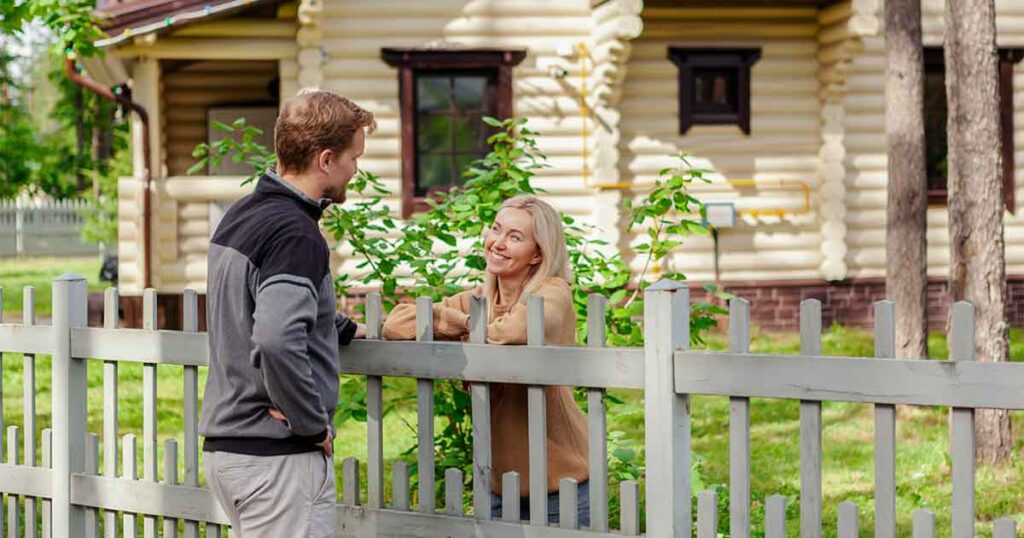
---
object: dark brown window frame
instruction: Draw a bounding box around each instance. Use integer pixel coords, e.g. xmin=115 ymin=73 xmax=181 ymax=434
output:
xmin=667 ymin=47 xmax=761 ymax=135
xmin=924 ymin=47 xmax=1023 ymax=212
xmin=382 ymin=48 xmax=526 ymax=218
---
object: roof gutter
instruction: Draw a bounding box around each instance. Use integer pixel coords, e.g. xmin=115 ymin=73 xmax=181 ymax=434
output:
xmin=64 ymin=54 xmax=153 ymax=290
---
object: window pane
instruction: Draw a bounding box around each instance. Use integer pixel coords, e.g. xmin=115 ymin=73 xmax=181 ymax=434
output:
xmin=453 ymin=115 xmax=486 ymax=152
xmin=454 ymin=154 xmax=478 ymax=184
xmin=417 ymin=154 xmax=453 ymax=192
xmin=454 ymin=76 xmax=488 ymax=110
xmin=692 ymin=68 xmax=737 ymax=111
xmin=417 ymin=114 xmax=452 ymax=153
xmin=923 ymin=69 xmax=948 ymax=192
xmin=417 ymin=76 xmax=450 ymax=111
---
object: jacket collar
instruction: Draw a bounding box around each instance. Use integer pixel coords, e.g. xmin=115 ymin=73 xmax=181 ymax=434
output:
xmin=255 ymin=170 xmax=332 ymax=220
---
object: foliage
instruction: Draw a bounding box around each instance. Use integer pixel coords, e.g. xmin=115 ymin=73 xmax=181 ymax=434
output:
xmin=80 ymin=131 xmax=131 ymax=247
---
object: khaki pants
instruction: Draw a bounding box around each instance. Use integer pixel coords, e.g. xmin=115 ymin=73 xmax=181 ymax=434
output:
xmin=204 ymin=450 xmax=336 ymax=537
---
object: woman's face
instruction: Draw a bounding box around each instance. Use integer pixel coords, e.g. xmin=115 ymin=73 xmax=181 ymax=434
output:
xmin=484 ymin=207 xmax=542 ymax=281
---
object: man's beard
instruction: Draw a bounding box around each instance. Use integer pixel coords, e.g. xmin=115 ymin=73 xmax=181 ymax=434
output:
xmin=322 ymin=185 xmax=347 ymax=204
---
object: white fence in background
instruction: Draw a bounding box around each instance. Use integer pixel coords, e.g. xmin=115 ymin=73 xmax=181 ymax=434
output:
xmin=0 ymin=275 xmax=1022 ymax=537
xmin=0 ymin=199 xmax=99 ymax=258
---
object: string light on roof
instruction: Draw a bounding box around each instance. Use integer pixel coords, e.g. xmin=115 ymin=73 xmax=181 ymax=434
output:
xmin=95 ymin=0 xmax=260 ymax=48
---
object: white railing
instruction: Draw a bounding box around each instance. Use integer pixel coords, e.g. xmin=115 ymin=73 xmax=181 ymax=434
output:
xmin=0 ymin=199 xmax=100 ymax=258
xmin=0 ymin=276 xmax=1022 ymax=537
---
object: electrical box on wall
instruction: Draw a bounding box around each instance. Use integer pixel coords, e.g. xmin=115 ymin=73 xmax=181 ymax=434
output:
xmin=704 ymin=202 xmax=737 ymax=229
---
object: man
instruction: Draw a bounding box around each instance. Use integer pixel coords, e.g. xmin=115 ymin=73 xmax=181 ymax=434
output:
xmin=200 ymin=89 xmax=374 ymax=537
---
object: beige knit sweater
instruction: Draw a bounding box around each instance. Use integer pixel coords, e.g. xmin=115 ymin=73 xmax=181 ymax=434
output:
xmin=381 ymin=277 xmax=589 ymax=495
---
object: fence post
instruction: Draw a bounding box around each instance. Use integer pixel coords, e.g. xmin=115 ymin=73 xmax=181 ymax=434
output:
xmin=643 ymin=279 xmax=690 ymax=538
xmin=51 ymin=273 xmax=88 ymax=535
xmin=14 ymin=197 xmax=24 ymax=256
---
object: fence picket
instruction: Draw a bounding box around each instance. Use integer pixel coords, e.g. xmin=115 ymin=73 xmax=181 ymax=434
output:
xmin=994 ymin=517 xmax=1016 ymax=538
xmin=729 ymin=297 xmax=751 ymax=538
xmin=205 ymin=524 xmax=221 ymax=538
xmin=23 ymin=286 xmax=37 ymax=538
xmin=1 ymin=287 xmax=5 ymax=533
xmin=526 ymin=294 xmax=548 ymax=526
xmin=102 ymin=287 xmax=119 ymax=538
xmin=697 ymin=490 xmax=717 ymax=538
xmin=586 ymin=293 xmax=609 ymax=533
xmin=181 ymin=289 xmax=199 ymax=538
xmin=7 ymin=426 xmax=19 ymax=538
xmin=619 ymin=480 xmax=639 ymax=536
xmin=52 ymin=274 xmax=87 ymax=536
xmin=163 ymin=439 xmax=178 ymax=538
xmin=765 ymin=494 xmax=786 ymax=538
xmin=342 ymin=457 xmax=360 ymax=506
xmin=501 ymin=472 xmax=520 ymax=523
xmin=444 ymin=468 xmax=463 ymax=517
xmin=873 ymin=301 xmax=896 ymax=538
xmin=838 ymin=501 xmax=858 ymax=538
xmin=41 ymin=429 xmax=50 ymax=538
xmin=559 ymin=478 xmax=578 ymax=530
xmin=415 ymin=297 xmax=435 ymax=514
xmin=84 ymin=433 xmax=99 ymax=538
xmin=365 ymin=293 xmax=384 ymax=509
xmin=141 ymin=290 xmax=158 ymax=538
xmin=950 ymin=302 xmax=976 ymax=538
xmin=799 ymin=299 xmax=823 ymax=538
xmin=122 ymin=435 xmax=138 ymax=538
xmin=912 ymin=509 xmax=935 ymax=538
xmin=392 ymin=462 xmax=410 ymax=511
xmin=468 ymin=296 xmax=492 ymax=520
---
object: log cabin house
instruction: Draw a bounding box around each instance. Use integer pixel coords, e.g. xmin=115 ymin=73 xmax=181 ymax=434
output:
xmin=87 ymin=0 xmax=1024 ymax=329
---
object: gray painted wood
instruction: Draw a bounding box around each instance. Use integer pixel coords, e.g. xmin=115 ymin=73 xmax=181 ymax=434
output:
xmin=51 ymin=274 xmax=88 ymax=536
xmin=102 ymin=289 xmax=119 ymax=538
xmin=343 ymin=457 xmax=360 ymax=507
xmin=415 ymin=297 xmax=435 ymax=514
xmin=392 ymin=462 xmax=410 ymax=511
xmin=838 ymin=501 xmax=858 ymax=538
xmin=205 ymin=524 xmax=221 ymax=538
xmin=163 ymin=439 xmax=179 ymax=538
xmin=468 ymin=295 xmax=491 ymax=521
xmin=619 ymin=480 xmax=639 ymax=536
xmin=8 ymin=426 xmax=20 ymax=538
xmin=70 ymin=328 xmax=208 ymax=366
xmin=799 ymin=299 xmax=822 ymax=538
xmin=526 ymin=294 xmax=548 ymax=526
xmin=994 ymin=517 xmax=1016 ymax=538
xmin=643 ymin=280 xmax=691 ymax=538
xmin=0 ymin=464 xmax=51 ymax=497
xmin=365 ymin=293 xmax=384 ymax=510
xmin=345 ymin=340 xmax=643 ymax=389
xmin=697 ymin=490 xmax=717 ymax=538
xmin=23 ymin=286 xmax=37 ymax=538
xmin=950 ymin=302 xmax=975 ymax=538
xmin=729 ymin=297 xmax=751 ymax=538
xmin=444 ymin=468 xmax=463 ymax=516
xmin=0 ymin=325 xmax=52 ymax=356
xmin=41 ymin=429 xmax=50 ymax=538
xmin=586 ymin=293 xmax=609 ymax=533
xmin=69 ymin=475 xmax=229 ymax=525
xmin=501 ymin=472 xmax=520 ymax=523
xmin=141 ymin=290 xmax=158 ymax=538
xmin=765 ymin=494 xmax=785 ymax=538
xmin=122 ymin=434 xmax=138 ymax=538
xmin=912 ymin=509 xmax=935 ymax=538
xmin=84 ymin=433 xmax=99 ymax=538
xmin=559 ymin=478 xmax=578 ymax=530
xmin=873 ymin=301 xmax=896 ymax=538
xmin=181 ymin=289 xmax=199 ymax=538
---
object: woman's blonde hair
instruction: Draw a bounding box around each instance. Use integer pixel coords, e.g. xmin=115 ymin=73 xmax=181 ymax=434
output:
xmin=483 ymin=195 xmax=572 ymax=311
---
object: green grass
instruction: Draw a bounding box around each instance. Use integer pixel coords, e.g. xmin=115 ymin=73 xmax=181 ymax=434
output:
xmin=0 ymin=256 xmax=105 ymax=318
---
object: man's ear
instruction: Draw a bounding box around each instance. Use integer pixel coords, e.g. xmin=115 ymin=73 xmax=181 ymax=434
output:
xmin=317 ymin=148 xmax=335 ymax=172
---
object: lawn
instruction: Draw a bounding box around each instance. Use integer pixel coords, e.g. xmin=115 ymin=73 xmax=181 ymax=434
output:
xmin=0 ymin=256 xmax=107 ymax=319
xmin=2 ymin=257 xmax=1024 ymax=537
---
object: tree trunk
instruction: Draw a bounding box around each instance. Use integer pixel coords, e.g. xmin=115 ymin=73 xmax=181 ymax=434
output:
xmin=884 ymin=0 xmax=928 ymax=360
xmin=74 ymin=85 xmax=87 ymax=192
xmin=945 ymin=0 xmax=1012 ymax=465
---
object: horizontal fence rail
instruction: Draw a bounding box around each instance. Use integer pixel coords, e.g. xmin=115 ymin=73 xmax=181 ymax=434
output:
xmin=0 ymin=276 xmax=1023 ymax=537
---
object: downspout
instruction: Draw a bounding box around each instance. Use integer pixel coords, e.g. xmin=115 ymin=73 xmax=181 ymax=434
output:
xmin=64 ymin=53 xmax=153 ymax=290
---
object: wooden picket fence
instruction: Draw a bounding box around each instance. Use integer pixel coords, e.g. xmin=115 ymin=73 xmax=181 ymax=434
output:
xmin=0 ymin=199 xmax=100 ymax=258
xmin=0 ymin=274 xmax=1022 ymax=537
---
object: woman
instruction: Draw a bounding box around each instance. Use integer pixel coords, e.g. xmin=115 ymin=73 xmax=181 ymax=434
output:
xmin=382 ymin=195 xmax=590 ymax=525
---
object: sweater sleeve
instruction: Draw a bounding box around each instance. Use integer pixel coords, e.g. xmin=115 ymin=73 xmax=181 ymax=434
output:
xmin=382 ymin=291 xmax=475 ymax=341
xmin=486 ymin=279 xmax=574 ymax=345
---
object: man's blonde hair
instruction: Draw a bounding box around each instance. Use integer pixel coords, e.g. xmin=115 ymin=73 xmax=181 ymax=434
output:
xmin=274 ymin=89 xmax=376 ymax=173
xmin=483 ymin=195 xmax=572 ymax=313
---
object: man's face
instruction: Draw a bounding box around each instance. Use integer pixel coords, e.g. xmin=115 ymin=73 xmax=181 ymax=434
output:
xmin=320 ymin=128 xmax=366 ymax=204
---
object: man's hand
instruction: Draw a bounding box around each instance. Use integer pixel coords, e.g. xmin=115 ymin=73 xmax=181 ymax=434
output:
xmin=354 ymin=322 xmax=367 ymax=339
xmin=268 ymin=408 xmax=287 ymax=422
xmin=317 ymin=429 xmax=334 ymax=457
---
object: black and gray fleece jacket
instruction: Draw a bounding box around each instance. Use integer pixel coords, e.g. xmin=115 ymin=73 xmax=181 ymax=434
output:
xmin=200 ymin=172 xmax=357 ymax=456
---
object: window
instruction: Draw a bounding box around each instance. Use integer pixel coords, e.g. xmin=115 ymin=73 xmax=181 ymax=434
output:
xmin=924 ymin=47 xmax=1023 ymax=210
xmin=382 ymin=48 xmax=526 ymax=218
xmin=668 ymin=48 xmax=761 ymax=135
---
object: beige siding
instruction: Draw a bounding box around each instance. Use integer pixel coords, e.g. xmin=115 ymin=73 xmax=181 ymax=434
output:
xmin=619 ymin=7 xmax=823 ymax=281
xmin=844 ymin=0 xmax=1024 ymax=279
